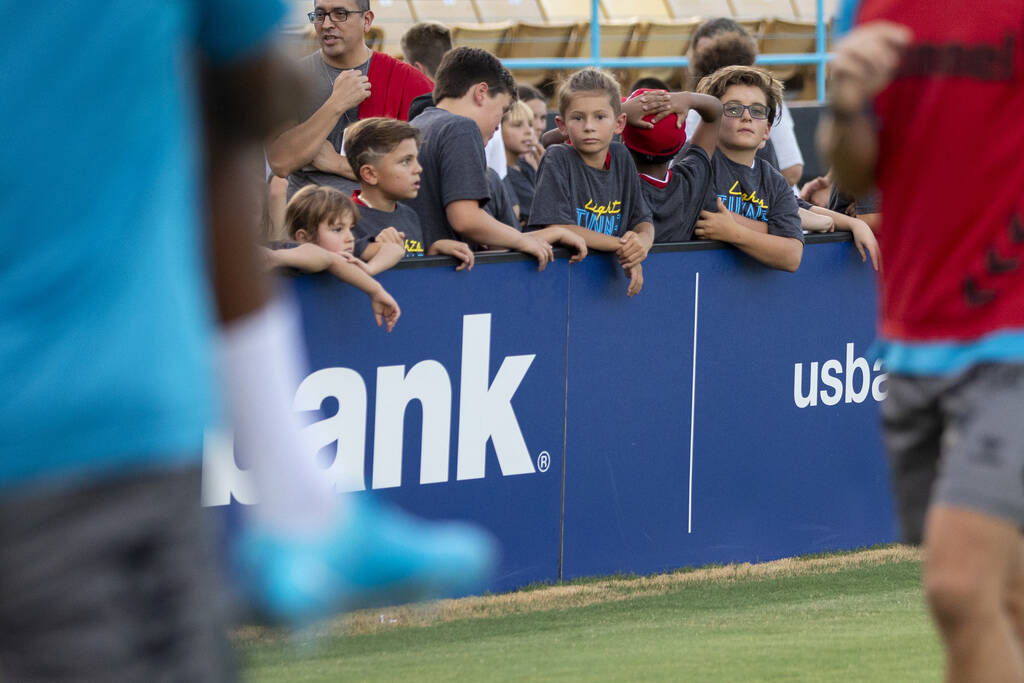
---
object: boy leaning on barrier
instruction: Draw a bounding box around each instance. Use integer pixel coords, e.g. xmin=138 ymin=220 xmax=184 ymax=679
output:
xmin=528 ymin=68 xmax=655 ymax=296
xmin=344 ymin=116 xmax=475 ymax=270
xmin=690 ymin=66 xmax=804 ymax=272
xmin=406 ymin=47 xmax=586 ymax=268
xmin=618 ymin=87 xmax=722 ymax=243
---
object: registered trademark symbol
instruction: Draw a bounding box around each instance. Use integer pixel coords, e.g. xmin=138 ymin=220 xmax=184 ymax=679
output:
xmin=536 ymin=451 xmax=551 ymax=473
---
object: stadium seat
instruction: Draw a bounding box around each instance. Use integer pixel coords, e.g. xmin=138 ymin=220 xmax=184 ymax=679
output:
xmin=564 ymin=21 xmax=637 ymax=86
xmin=371 ymin=0 xmax=418 ymax=55
xmin=663 ymin=0 xmax=735 ymax=20
xmin=537 ymin=0 xmax=608 ymax=24
xmin=790 ymin=0 xmax=837 ymax=21
xmin=736 ymin=18 xmax=765 ymax=43
xmin=474 ymin=0 xmax=547 ymax=24
xmin=409 ymin=0 xmax=482 ymax=25
xmin=760 ymin=18 xmax=816 ymax=83
xmin=731 ymin=0 xmax=797 ymax=19
xmin=281 ymin=25 xmax=321 ymax=60
xmin=503 ymin=22 xmax=579 ymax=86
xmin=451 ymin=21 xmax=514 ymax=53
xmin=600 ymin=0 xmax=673 ymax=21
xmin=630 ymin=19 xmax=699 ymax=88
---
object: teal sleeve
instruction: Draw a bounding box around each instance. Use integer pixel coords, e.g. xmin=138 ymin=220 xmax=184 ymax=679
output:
xmin=197 ymin=0 xmax=287 ymax=62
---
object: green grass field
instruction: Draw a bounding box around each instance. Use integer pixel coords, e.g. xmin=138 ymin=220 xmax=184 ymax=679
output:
xmin=237 ymin=546 xmax=941 ymax=682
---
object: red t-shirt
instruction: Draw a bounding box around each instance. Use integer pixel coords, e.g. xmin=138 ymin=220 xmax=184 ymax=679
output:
xmin=856 ymin=1 xmax=1024 ymax=342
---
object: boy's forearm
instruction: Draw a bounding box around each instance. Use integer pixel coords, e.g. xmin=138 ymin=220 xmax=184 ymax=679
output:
xmin=555 ymin=225 xmax=623 ymax=252
xmin=631 ymin=222 xmax=654 ymax=249
xmin=727 ymin=230 xmax=803 ymax=272
xmin=674 ymin=92 xmax=722 ymax=122
xmin=447 ymin=201 xmax=528 ymax=250
xmin=730 ymin=212 xmax=769 ymax=234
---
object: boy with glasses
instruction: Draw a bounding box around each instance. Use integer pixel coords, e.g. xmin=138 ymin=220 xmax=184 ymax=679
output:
xmin=691 ymin=65 xmax=804 ymax=272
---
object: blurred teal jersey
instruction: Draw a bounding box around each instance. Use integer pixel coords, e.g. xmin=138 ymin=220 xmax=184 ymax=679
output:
xmin=0 ymin=0 xmax=285 ymax=487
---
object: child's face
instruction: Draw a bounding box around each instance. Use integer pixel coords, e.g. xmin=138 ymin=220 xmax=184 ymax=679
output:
xmin=307 ymin=213 xmax=356 ymax=254
xmin=366 ymin=137 xmax=422 ymax=200
xmin=501 ymin=117 xmax=534 ymax=156
xmin=526 ymin=98 xmax=548 ymax=140
xmin=717 ymin=84 xmax=771 ymax=153
xmin=556 ymin=91 xmax=626 ymax=160
xmin=474 ymin=88 xmax=513 ymax=144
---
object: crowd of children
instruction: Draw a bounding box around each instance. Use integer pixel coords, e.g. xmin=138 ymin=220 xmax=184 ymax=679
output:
xmin=267 ymin=31 xmax=880 ymax=325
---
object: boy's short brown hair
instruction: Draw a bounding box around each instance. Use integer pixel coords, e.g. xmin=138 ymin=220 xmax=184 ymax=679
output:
xmin=343 ymin=117 xmax=421 ymax=182
xmin=400 ymin=22 xmax=452 ymax=78
xmin=695 ymin=65 xmax=784 ymax=126
xmin=284 ymin=185 xmax=359 ymax=239
xmin=433 ymin=47 xmax=516 ymax=103
xmin=557 ymin=68 xmax=622 ymax=117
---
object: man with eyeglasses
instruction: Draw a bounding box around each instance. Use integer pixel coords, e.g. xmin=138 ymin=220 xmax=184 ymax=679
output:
xmin=267 ymin=0 xmax=433 ymax=199
xmin=823 ymin=2 xmax=1024 ymax=680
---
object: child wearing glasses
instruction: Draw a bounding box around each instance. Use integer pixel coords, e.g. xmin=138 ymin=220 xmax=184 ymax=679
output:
xmin=691 ymin=65 xmax=804 ymax=272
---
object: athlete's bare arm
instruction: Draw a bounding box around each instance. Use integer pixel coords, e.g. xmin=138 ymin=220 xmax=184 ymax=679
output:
xmin=818 ymin=22 xmax=912 ymax=197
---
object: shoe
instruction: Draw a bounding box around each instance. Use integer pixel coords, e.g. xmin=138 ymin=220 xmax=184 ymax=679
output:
xmin=233 ymin=496 xmax=498 ymax=624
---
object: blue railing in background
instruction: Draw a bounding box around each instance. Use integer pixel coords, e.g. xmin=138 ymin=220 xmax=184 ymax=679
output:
xmin=502 ymin=0 xmax=832 ymax=101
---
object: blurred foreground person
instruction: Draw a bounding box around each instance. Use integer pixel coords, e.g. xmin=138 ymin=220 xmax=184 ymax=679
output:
xmin=0 ymin=2 xmax=494 ymax=680
xmin=823 ymin=2 xmax=1024 ymax=680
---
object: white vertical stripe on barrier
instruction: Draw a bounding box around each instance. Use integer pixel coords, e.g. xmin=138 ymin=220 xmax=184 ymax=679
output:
xmin=688 ymin=272 xmax=699 ymax=534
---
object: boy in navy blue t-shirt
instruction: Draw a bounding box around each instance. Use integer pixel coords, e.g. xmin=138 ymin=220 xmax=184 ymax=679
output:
xmin=528 ymin=68 xmax=654 ymax=296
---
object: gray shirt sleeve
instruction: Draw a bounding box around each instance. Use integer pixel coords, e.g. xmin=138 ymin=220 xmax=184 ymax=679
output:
xmin=766 ymin=167 xmax=804 ymax=242
xmin=527 ymin=145 xmax=577 ymax=228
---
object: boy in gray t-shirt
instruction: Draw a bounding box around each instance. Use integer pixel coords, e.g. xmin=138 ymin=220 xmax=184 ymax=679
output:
xmin=692 ymin=66 xmax=804 ymax=272
xmin=528 ymin=68 xmax=655 ymax=296
xmin=344 ymin=117 xmax=474 ymax=271
xmin=404 ymin=48 xmax=585 ymax=269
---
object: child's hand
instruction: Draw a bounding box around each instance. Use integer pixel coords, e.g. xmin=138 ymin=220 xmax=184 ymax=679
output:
xmin=429 ymin=239 xmax=475 ymax=271
xmin=626 ymin=264 xmax=644 ymax=297
xmin=694 ymin=198 xmax=744 ymax=243
xmin=374 ymin=242 xmax=407 ymax=270
xmin=370 ymin=286 xmax=401 ymax=333
xmin=376 ymin=227 xmax=405 ymax=246
xmin=625 ymin=90 xmax=671 ymax=129
xmin=850 ymin=219 xmax=881 ymax=271
xmin=800 ymin=176 xmax=831 ymax=206
xmin=517 ymin=233 xmax=555 ymax=271
xmin=616 ymin=231 xmax=649 ymax=269
xmin=556 ymin=228 xmax=588 ymax=263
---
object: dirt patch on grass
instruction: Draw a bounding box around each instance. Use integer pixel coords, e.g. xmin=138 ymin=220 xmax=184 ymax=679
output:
xmin=234 ymin=545 xmax=921 ymax=644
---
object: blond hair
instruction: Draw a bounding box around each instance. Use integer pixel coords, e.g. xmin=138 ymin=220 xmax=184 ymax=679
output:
xmin=502 ymin=100 xmax=535 ymax=126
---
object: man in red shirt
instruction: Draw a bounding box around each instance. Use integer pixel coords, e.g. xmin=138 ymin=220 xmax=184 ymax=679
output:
xmin=823 ymin=3 xmax=1024 ymax=680
xmin=267 ymin=0 xmax=434 ymax=197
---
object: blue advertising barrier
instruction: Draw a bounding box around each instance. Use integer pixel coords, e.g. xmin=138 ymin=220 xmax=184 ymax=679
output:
xmin=202 ymin=235 xmax=898 ymax=594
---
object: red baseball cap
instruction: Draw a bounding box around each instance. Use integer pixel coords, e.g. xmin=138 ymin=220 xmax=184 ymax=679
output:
xmin=620 ymin=89 xmax=687 ymax=157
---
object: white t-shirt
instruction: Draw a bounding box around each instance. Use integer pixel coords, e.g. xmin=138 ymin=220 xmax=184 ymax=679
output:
xmin=485 ymin=125 xmax=507 ymax=179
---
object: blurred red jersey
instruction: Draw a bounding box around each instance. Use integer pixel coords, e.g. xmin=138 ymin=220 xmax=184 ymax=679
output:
xmin=856 ymin=0 xmax=1024 ymax=342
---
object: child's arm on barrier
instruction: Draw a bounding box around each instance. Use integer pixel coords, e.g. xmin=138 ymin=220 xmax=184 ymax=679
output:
xmin=809 ymin=206 xmax=880 ymax=270
xmin=626 ymin=263 xmax=643 ymax=297
xmin=617 ymin=223 xmax=654 ymax=269
xmin=427 ymin=239 xmax=476 ymax=271
xmin=695 ymin=198 xmax=803 ymax=272
xmin=799 ymin=207 xmax=835 ymax=233
xmin=528 ymin=226 xmax=589 ymax=263
xmin=262 ymin=243 xmax=340 ymax=272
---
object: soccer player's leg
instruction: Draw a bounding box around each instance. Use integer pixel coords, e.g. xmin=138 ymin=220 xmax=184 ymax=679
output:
xmin=924 ymin=506 xmax=1024 ymax=682
xmin=920 ymin=364 xmax=1024 ymax=682
xmin=1004 ymin=535 xmax=1024 ymax=649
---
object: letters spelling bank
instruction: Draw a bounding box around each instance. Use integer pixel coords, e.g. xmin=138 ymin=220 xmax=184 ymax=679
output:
xmin=202 ymin=314 xmax=539 ymax=506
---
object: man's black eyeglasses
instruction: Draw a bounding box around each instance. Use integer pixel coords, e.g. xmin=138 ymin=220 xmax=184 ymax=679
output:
xmin=722 ymin=101 xmax=770 ymax=120
xmin=308 ymin=8 xmax=367 ymax=23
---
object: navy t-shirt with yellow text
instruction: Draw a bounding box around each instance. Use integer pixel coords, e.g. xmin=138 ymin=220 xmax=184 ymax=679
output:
xmin=527 ymin=142 xmax=652 ymax=236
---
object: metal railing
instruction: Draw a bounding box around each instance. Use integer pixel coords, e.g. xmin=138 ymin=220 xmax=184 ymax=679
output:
xmin=501 ymin=0 xmax=831 ymax=101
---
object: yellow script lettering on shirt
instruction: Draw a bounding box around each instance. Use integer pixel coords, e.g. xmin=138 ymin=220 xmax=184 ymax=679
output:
xmin=728 ymin=181 xmax=768 ymax=210
xmin=583 ymin=199 xmax=622 ymax=216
